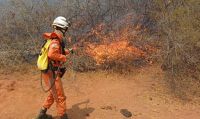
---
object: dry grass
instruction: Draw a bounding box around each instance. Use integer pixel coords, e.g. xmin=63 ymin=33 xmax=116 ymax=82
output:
xmin=0 ymin=0 xmax=199 ymax=100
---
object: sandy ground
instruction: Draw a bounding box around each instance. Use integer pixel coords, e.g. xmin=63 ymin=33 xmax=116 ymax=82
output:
xmin=0 ymin=65 xmax=200 ymax=119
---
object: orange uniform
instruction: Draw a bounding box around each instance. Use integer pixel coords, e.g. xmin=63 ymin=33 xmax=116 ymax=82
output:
xmin=42 ymin=32 xmax=69 ymax=116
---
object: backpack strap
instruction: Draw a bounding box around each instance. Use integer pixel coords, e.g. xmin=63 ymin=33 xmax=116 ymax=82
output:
xmin=60 ymin=41 xmax=66 ymax=55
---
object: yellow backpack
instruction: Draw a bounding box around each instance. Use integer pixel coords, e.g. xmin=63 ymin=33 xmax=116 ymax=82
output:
xmin=37 ymin=39 xmax=52 ymax=71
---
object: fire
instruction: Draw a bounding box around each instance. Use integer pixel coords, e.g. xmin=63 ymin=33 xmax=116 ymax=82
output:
xmin=86 ymin=40 xmax=146 ymax=65
xmin=72 ymin=14 xmax=158 ymax=66
xmin=85 ymin=23 xmax=149 ymax=65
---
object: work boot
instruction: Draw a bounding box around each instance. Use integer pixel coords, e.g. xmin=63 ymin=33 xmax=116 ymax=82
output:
xmin=60 ymin=113 xmax=69 ymax=119
xmin=36 ymin=108 xmax=53 ymax=119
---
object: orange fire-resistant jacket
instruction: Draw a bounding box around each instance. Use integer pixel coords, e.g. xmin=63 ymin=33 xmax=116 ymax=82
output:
xmin=43 ymin=32 xmax=70 ymax=67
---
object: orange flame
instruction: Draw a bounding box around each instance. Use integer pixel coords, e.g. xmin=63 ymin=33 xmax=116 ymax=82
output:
xmin=78 ymin=13 xmax=158 ymax=66
xmin=84 ymin=22 xmax=150 ymax=65
xmin=86 ymin=40 xmax=146 ymax=65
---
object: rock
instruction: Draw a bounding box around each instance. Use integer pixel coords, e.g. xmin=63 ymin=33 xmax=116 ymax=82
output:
xmin=101 ymin=106 xmax=112 ymax=110
xmin=120 ymin=109 xmax=132 ymax=118
xmin=100 ymin=105 xmax=117 ymax=110
xmin=85 ymin=113 xmax=90 ymax=117
xmin=149 ymin=97 xmax=153 ymax=101
xmin=6 ymin=81 xmax=16 ymax=92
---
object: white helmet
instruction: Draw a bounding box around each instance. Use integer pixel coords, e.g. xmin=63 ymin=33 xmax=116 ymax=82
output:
xmin=52 ymin=16 xmax=70 ymax=30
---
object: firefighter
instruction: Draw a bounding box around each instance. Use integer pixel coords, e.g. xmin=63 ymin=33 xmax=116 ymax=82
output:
xmin=36 ymin=16 xmax=72 ymax=119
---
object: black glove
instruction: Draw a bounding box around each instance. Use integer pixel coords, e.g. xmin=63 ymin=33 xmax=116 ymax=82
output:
xmin=59 ymin=67 xmax=66 ymax=78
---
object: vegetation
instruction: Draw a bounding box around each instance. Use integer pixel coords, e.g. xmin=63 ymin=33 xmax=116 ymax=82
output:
xmin=0 ymin=0 xmax=199 ymax=99
xmin=149 ymin=0 xmax=200 ymax=98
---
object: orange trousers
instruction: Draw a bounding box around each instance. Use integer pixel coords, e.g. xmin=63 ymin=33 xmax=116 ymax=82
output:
xmin=42 ymin=70 xmax=66 ymax=116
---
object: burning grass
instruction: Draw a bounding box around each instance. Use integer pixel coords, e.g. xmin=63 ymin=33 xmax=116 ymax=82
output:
xmin=86 ymin=40 xmax=146 ymax=65
xmin=82 ymin=22 xmax=157 ymax=69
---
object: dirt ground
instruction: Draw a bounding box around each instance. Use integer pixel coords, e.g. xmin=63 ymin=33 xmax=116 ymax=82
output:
xmin=0 ymin=65 xmax=200 ymax=119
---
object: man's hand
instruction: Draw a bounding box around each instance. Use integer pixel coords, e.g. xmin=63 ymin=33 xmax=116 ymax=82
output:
xmin=68 ymin=48 xmax=74 ymax=54
xmin=68 ymin=47 xmax=77 ymax=54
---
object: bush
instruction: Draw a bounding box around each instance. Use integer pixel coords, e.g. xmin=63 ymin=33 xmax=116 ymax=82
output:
xmin=147 ymin=0 xmax=200 ymax=98
xmin=0 ymin=0 xmax=157 ymax=72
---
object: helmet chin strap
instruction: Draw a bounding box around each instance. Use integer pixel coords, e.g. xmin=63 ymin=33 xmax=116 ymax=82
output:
xmin=60 ymin=28 xmax=68 ymax=37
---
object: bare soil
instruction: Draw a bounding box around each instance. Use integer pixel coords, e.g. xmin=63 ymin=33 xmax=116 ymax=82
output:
xmin=0 ymin=65 xmax=200 ymax=119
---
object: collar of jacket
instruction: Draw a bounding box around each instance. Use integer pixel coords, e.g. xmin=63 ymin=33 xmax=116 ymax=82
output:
xmin=43 ymin=32 xmax=63 ymax=40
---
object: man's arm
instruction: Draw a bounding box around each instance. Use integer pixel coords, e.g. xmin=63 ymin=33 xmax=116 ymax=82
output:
xmin=48 ymin=41 xmax=67 ymax=62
